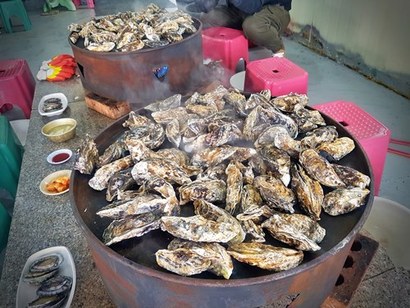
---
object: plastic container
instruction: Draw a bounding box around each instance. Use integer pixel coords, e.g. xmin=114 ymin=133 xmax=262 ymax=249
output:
xmin=314 ymin=101 xmax=391 ymax=195
xmin=202 ymin=27 xmax=249 ymax=72
xmin=363 ymin=197 xmax=410 ymax=269
xmin=244 ymin=57 xmax=308 ymax=96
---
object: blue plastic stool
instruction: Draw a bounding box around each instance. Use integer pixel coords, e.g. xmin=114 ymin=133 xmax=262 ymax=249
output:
xmin=0 ymin=0 xmax=32 ymax=33
xmin=0 ymin=201 xmax=11 ymax=250
xmin=0 ymin=115 xmax=23 ymax=198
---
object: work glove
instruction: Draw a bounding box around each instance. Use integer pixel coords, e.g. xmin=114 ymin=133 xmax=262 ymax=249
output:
xmin=194 ymin=0 xmax=218 ymax=13
xmin=36 ymin=54 xmax=77 ymax=82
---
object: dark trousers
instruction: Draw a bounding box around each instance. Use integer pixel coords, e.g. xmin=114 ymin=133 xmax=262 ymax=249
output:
xmin=201 ymin=4 xmax=290 ymax=53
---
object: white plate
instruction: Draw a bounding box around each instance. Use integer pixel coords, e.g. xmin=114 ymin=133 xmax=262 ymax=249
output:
xmin=229 ymin=71 xmax=246 ymax=91
xmin=38 ymin=93 xmax=68 ymax=117
xmin=16 ymin=246 xmax=76 ymax=308
xmin=39 ymin=170 xmax=71 ymax=196
xmin=46 ymin=149 xmax=73 ymax=165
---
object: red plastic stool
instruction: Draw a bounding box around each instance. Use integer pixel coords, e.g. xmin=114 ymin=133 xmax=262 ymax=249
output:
xmin=202 ymin=27 xmax=249 ymax=72
xmin=314 ymin=101 xmax=391 ymax=196
xmin=0 ymin=59 xmax=35 ymax=119
xmin=244 ymin=57 xmax=308 ymax=96
xmin=72 ymin=0 xmax=94 ymax=8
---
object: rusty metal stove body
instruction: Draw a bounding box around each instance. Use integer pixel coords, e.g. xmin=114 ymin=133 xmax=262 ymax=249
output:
xmin=70 ymin=19 xmax=204 ymax=107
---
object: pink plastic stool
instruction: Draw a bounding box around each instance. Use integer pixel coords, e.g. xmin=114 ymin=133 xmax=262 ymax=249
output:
xmin=0 ymin=59 xmax=35 ymax=119
xmin=244 ymin=57 xmax=308 ymax=96
xmin=72 ymin=0 xmax=94 ymax=8
xmin=202 ymin=27 xmax=249 ymax=72
xmin=314 ymin=101 xmax=391 ymax=196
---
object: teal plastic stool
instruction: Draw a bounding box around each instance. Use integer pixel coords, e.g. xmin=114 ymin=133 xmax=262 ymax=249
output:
xmin=0 ymin=201 xmax=11 ymax=250
xmin=0 ymin=0 xmax=32 ymax=33
xmin=0 ymin=115 xmax=23 ymax=198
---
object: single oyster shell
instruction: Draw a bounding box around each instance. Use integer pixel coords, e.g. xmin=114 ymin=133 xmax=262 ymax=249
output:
xmin=165 ymin=118 xmax=181 ymax=148
xmin=131 ymin=159 xmax=191 ymax=186
xmin=291 ymin=104 xmax=326 ymax=134
xmin=223 ymin=89 xmax=247 ymax=116
xmin=258 ymin=144 xmax=291 ymax=186
xmin=167 ymin=239 xmax=233 ymax=279
xmin=196 ymin=163 xmax=227 ymax=181
xmin=190 ymin=145 xmax=236 ymax=168
xmin=37 ymin=275 xmax=73 ymax=296
xmin=317 ymin=137 xmax=355 ymax=161
xmin=239 ymin=184 xmax=263 ymax=214
xmin=291 ymin=164 xmax=323 ymax=220
xmin=270 ymin=93 xmax=309 ymax=112
xmin=323 ymin=188 xmax=370 ymax=216
xmin=74 ymin=134 xmax=99 ymax=175
xmin=300 ymin=126 xmax=338 ymax=150
xmin=98 ymin=136 xmax=127 ymax=167
xmin=123 ymin=111 xmax=153 ymax=129
xmin=106 ymin=167 xmax=135 ymax=202
xmin=179 ymin=179 xmax=226 ymax=205
xmin=87 ymin=41 xmax=116 ymax=52
xmin=193 ymin=199 xmax=245 ymax=244
xmin=144 ymin=94 xmax=181 ymax=112
xmin=254 ymin=125 xmax=301 ymax=158
xmin=128 ymin=123 xmax=166 ymax=150
xmin=254 ymin=175 xmax=296 ymax=213
xmin=241 ymin=220 xmax=266 ymax=242
xmin=97 ymin=194 xmax=170 ymax=219
xmin=243 ymin=106 xmax=298 ymax=140
xmin=225 ymin=161 xmax=243 ymax=215
xmin=103 ymin=211 xmax=162 ymax=245
xmin=299 ymin=149 xmax=345 ymax=188
xmin=262 ymin=213 xmax=326 ymax=251
xmin=161 ymin=215 xmax=239 ymax=243
xmin=28 ymin=254 xmax=63 ymax=273
xmin=332 ymin=164 xmax=371 ymax=189
xmin=151 ymin=107 xmax=189 ymax=125
xmin=205 ymin=123 xmax=243 ymax=147
xmin=89 ymin=155 xmax=134 ymax=191
xmin=156 ymin=148 xmax=202 ymax=177
xmin=155 ymin=248 xmax=212 ymax=277
xmin=227 ymin=242 xmax=304 ymax=271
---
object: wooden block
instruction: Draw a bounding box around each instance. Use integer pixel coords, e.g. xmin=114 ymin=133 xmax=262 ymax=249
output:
xmin=85 ymin=93 xmax=131 ymax=119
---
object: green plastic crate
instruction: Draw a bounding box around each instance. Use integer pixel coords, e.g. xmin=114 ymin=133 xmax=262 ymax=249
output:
xmin=0 ymin=115 xmax=23 ymax=198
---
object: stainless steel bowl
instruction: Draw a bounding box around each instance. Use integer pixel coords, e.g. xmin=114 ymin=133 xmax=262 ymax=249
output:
xmin=41 ymin=118 xmax=77 ymax=143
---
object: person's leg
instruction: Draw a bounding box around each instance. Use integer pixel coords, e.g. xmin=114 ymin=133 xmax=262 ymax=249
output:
xmin=200 ymin=5 xmax=246 ymax=29
xmin=242 ymin=5 xmax=290 ymax=53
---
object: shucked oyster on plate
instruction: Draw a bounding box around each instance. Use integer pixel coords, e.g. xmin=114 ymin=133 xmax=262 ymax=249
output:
xmin=74 ymin=88 xmax=371 ymax=279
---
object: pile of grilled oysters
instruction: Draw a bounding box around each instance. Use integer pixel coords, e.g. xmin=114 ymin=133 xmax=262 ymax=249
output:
xmin=74 ymin=87 xmax=370 ymax=279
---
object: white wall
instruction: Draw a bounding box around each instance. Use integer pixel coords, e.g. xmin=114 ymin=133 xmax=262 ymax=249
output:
xmin=290 ymin=0 xmax=410 ymax=97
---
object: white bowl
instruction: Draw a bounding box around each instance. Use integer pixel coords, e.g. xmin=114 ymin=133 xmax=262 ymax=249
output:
xmin=16 ymin=246 xmax=76 ymax=308
xmin=47 ymin=149 xmax=72 ymax=165
xmin=38 ymin=93 xmax=68 ymax=117
xmin=39 ymin=170 xmax=71 ymax=196
xmin=363 ymin=196 xmax=410 ymax=269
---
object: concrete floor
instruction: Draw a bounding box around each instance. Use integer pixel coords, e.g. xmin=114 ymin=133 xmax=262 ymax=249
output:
xmin=0 ymin=0 xmax=409 ymax=302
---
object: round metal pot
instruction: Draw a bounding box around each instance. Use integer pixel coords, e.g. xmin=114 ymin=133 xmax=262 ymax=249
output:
xmin=69 ymin=19 xmax=204 ymax=107
xmin=70 ymin=110 xmax=374 ymax=307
